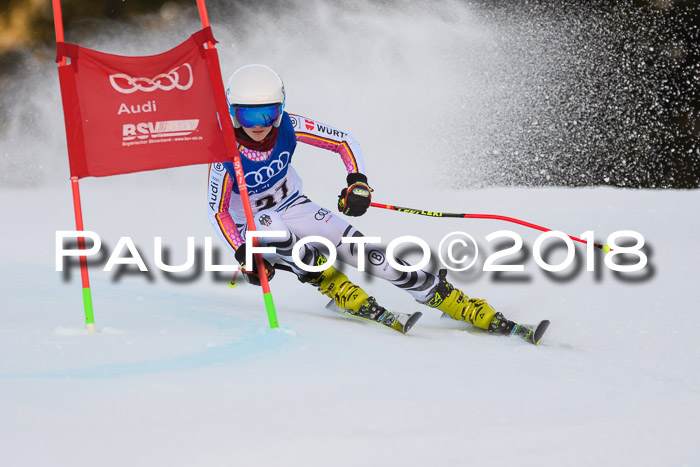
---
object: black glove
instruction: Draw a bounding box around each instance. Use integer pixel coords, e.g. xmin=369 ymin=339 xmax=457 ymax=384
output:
xmin=234 ymin=243 xmax=275 ymax=286
xmin=338 ymin=173 xmax=372 ymax=216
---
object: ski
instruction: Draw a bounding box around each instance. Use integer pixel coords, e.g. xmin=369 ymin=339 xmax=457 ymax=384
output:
xmin=325 ymin=300 xmax=422 ymax=334
xmin=511 ymin=320 xmax=550 ymax=345
xmin=441 ymin=313 xmax=550 ymax=345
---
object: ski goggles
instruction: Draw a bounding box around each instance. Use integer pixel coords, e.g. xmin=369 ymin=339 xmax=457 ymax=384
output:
xmin=230 ymin=103 xmax=283 ymax=128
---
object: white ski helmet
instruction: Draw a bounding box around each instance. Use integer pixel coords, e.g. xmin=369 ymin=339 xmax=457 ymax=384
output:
xmin=226 ymin=64 xmax=286 ymax=128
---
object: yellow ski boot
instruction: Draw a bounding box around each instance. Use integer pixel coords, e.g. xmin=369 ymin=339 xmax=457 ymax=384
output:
xmin=298 ymin=252 xmax=374 ymax=315
xmin=425 ymin=269 xmax=515 ymax=334
xmin=309 ymin=264 xmax=372 ymax=315
xmin=307 ymin=264 xmax=423 ymax=333
xmin=298 ymin=251 xmax=422 ymax=333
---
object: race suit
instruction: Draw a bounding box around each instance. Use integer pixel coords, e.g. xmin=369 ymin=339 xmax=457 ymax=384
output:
xmin=206 ymin=112 xmax=437 ymax=302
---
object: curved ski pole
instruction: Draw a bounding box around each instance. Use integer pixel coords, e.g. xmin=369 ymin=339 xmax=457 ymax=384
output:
xmin=370 ymin=202 xmax=611 ymax=252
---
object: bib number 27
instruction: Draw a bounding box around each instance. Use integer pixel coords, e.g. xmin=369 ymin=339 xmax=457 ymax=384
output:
xmin=255 ymin=180 xmax=290 ymax=210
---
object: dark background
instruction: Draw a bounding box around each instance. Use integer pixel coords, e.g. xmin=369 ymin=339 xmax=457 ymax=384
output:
xmin=1 ymin=0 xmax=697 ymax=187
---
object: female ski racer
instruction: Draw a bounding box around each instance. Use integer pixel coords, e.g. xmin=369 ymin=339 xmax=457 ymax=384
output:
xmin=207 ymin=64 xmax=515 ymax=334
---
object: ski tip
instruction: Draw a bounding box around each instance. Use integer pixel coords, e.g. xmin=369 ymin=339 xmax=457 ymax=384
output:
xmin=402 ymin=311 xmax=423 ymax=334
xmin=533 ymin=320 xmax=550 ymax=345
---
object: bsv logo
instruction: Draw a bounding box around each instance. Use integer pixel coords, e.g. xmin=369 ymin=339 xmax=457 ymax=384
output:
xmin=123 ymin=119 xmax=199 ymax=141
xmin=110 ymin=63 xmax=193 ymax=94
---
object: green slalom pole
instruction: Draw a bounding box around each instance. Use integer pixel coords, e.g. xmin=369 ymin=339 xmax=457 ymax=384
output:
xmin=263 ymin=293 xmax=278 ymax=328
xmin=70 ymin=176 xmax=97 ymax=333
xmin=197 ymin=0 xmax=279 ymax=329
xmin=82 ymin=287 xmax=95 ymax=332
xmin=57 ymin=5 xmax=97 ymax=333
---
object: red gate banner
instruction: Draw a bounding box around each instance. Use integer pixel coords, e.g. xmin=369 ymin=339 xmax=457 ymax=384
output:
xmin=56 ymin=27 xmax=233 ymax=178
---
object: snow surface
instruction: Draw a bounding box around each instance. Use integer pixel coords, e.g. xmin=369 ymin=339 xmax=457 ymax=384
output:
xmin=1 ymin=176 xmax=699 ymax=467
xmin=2 ymin=1 xmax=699 ymax=465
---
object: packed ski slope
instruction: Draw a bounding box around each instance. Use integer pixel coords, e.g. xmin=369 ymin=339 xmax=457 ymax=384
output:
xmin=2 ymin=1 xmax=698 ymax=465
xmin=1 ymin=176 xmax=698 ymax=466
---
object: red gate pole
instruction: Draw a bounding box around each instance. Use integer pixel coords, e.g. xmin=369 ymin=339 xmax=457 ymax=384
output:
xmin=196 ymin=0 xmax=279 ymax=328
xmin=53 ymin=0 xmax=96 ymax=332
xmin=53 ymin=0 xmax=66 ymax=65
xmin=70 ymin=177 xmax=96 ymax=333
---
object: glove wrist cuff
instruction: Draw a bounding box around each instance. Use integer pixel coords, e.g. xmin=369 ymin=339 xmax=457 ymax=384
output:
xmin=234 ymin=244 xmax=246 ymax=265
xmin=346 ymin=172 xmax=368 ymax=185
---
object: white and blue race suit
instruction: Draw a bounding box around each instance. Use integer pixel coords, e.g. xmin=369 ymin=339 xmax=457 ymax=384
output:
xmin=207 ymin=112 xmax=438 ymax=302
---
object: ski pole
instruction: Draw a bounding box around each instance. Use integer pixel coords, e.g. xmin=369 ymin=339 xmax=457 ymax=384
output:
xmin=370 ymin=202 xmax=611 ymax=252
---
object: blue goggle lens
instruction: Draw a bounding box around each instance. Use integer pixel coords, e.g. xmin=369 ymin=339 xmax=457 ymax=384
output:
xmin=231 ymin=104 xmax=282 ymax=127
